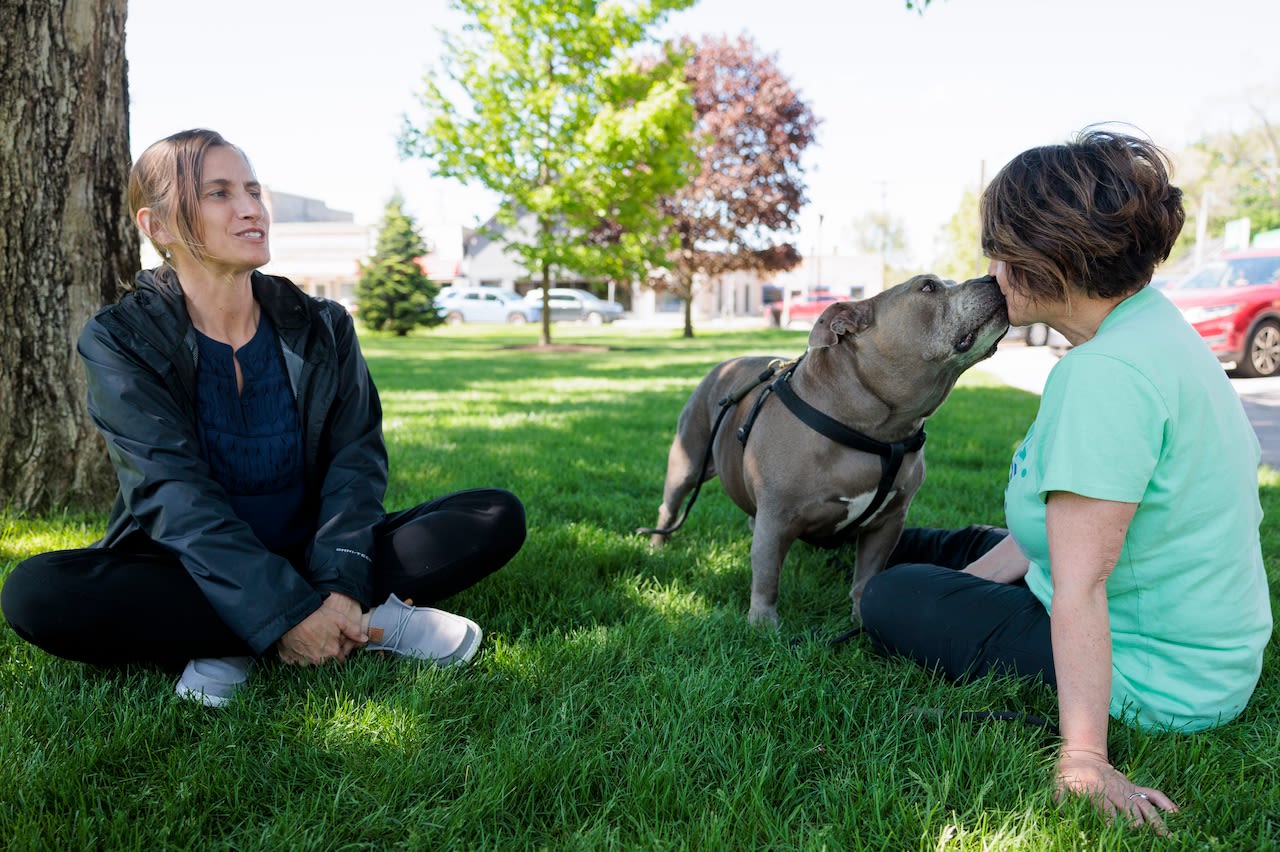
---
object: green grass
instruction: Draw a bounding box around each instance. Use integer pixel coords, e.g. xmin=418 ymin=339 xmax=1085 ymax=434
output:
xmin=2 ymin=323 xmax=1277 ymax=850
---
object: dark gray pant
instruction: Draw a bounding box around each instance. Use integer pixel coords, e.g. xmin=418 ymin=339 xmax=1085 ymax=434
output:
xmin=1 ymin=488 xmax=525 ymax=668
xmin=860 ymin=526 xmax=1057 ymax=688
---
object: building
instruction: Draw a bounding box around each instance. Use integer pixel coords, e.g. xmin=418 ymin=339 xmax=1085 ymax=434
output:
xmin=459 ymin=208 xmax=884 ymax=321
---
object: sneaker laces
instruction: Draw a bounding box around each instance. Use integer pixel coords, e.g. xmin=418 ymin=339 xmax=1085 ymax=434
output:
xmin=375 ymin=597 xmax=417 ymax=653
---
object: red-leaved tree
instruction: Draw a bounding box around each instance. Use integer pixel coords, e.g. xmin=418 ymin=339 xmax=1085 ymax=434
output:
xmin=659 ymin=34 xmax=818 ymax=338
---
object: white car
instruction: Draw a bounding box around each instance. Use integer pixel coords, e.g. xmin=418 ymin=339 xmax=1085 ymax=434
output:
xmin=525 ymin=288 xmax=624 ymax=324
xmin=435 ymin=288 xmax=541 ymax=324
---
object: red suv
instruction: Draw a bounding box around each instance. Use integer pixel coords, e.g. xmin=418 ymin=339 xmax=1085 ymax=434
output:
xmin=1164 ymin=249 xmax=1280 ymax=377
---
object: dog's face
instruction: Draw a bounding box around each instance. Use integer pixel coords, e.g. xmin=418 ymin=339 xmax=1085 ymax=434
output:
xmin=808 ymin=273 xmax=1009 ymax=414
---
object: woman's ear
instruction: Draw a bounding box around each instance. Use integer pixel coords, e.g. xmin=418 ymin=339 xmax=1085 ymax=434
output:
xmin=137 ymin=208 xmax=170 ymax=242
xmin=136 ymin=208 xmax=174 ymax=257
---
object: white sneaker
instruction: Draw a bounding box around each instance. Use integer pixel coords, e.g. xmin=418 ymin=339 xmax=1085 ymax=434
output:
xmin=174 ymin=656 xmax=255 ymax=707
xmin=365 ymin=593 xmax=483 ymax=666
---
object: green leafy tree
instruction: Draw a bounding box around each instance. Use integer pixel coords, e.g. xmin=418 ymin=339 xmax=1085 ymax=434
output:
xmin=853 ymin=210 xmax=913 ymax=287
xmin=356 ymin=195 xmax=440 ymax=336
xmin=933 ymin=187 xmax=984 ymax=282
xmin=1174 ymin=109 xmax=1280 ymax=258
xmin=401 ymin=0 xmax=697 ymax=345
xmin=658 ymin=34 xmax=817 ymax=338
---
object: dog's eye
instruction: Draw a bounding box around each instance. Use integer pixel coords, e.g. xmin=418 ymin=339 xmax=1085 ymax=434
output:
xmin=920 ymin=280 xmax=936 ymax=293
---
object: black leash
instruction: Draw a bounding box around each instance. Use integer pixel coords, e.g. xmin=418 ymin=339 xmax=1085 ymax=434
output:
xmin=636 ymin=360 xmax=793 ymax=538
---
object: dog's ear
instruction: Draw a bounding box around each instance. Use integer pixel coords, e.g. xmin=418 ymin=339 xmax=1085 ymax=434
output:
xmin=809 ymin=300 xmax=874 ymax=348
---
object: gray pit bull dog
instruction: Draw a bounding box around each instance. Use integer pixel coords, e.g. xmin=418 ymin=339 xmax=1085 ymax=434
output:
xmin=648 ymin=273 xmax=1008 ymax=626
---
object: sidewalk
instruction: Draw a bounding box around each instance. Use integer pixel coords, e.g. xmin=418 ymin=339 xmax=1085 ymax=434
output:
xmin=978 ymin=343 xmax=1280 ymax=470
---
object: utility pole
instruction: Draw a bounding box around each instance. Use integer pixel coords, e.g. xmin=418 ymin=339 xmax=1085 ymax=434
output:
xmin=815 ymin=213 xmax=824 ymax=289
xmin=1194 ymin=189 xmax=1211 ymax=268
xmin=976 ymin=159 xmax=987 ymax=278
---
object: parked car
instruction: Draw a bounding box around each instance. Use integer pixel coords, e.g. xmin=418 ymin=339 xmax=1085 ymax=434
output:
xmin=1164 ymin=249 xmax=1280 ymax=377
xmin=771 ymin=289 xmax=863 ymax=328
xmin=435 ymin=288 xmax=541 ymax=324
xmin=525 ymin=288 xmax=624 ymax=324
xmin=1006 ymin=322 xmax=1052 ymax=346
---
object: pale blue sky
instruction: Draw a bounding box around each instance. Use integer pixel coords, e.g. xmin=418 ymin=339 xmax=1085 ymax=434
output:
xmin=126 ymin=0 xmax=1278 ymax=266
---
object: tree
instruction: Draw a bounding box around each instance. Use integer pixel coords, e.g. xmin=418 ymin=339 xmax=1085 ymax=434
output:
xmin=0 ymin=0 xmax=135 ymax=514
xmin=658 ymin=34 xmax=818 ymax=338
xmin=932 ymin=188 xmax=984 ymax=282
xmin=1173 ymin=105 xmax=1280 ymax=259
xmin=355 ymin=195 xmax=441 ymax=336
xmin=400 ymin=0 xmax=697 ymax=346
xmin=851 ymin=210 xmax=915 ymax=287
xmin=1201 ymin=112 xmax=1280 ymax=236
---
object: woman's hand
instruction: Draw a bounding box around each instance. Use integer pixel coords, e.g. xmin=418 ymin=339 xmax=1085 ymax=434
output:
xmin=321 ymin=592 xmax=369 ymax=658
xmin=278 ymin=596 xmax=367 ymax=666
xmin=1056 ymin=750 xmax=1178 ymax=836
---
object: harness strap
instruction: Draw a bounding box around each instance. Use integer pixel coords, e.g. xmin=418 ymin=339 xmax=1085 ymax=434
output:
xmin=771 ymin=363 xmax=925 ymax=529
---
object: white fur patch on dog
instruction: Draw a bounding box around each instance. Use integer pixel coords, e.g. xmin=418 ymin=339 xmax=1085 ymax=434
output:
xmin=835 ymin=490 xmax=898 ymax=532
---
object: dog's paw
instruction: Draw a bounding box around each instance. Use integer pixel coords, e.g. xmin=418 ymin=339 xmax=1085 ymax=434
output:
xmin=747 ymin=606 xmax=780 ymax=629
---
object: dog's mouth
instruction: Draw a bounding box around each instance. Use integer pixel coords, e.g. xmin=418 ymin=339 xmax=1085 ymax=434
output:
xmin=953 ymin=303 xmax=1010 ymax=355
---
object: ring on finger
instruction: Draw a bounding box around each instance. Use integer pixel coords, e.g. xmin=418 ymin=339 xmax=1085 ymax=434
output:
xmin=1127 ymin=791 xmax=1149 ymax=802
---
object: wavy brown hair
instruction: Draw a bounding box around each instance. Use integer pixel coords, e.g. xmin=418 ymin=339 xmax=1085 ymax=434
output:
xmin=980 ymin=127 xmax=1185 ymax=304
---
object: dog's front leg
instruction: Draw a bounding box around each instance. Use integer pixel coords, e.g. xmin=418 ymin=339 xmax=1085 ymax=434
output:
xmin=847 ymin=519 xmax=906 ymax=622
xmin=747 ymin=514 xmax=795 ymax=627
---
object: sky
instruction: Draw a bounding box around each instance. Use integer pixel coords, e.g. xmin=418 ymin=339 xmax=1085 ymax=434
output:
xmin=126 ymin=0 xmax=1280 ymax=268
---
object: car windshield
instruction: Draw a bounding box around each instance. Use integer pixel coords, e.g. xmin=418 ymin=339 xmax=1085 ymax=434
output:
xmin=1173 ymin=257 xmax=1280 ymax=289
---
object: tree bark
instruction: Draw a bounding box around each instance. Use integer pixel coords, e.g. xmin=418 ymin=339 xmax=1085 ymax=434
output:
xmin=0 ymin=0 xmax=136 ymax=514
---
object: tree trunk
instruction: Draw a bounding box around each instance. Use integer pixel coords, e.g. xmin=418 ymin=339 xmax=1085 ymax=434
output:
xmin=538 ymin=259 xmax=552 ymax=347
xmin=0 ymin=0 xmax=137 ymax=514
xmin=679 ymin=269 xmax=695 ymax=339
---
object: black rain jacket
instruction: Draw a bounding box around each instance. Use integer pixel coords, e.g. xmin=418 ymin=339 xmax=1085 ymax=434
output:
xmin=78 ymin=268 xmax=388 ymax=653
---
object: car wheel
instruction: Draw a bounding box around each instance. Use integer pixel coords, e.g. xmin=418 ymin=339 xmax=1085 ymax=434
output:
xmin=1236 ymin=319 xmax=1280 ymax=378
xmin=1026 ymin=323 xmax=1049 ymax=347
xmin=586 ymin=311 xmax=604 ymax=325
xmin=507 ymin=313 xmax=528 ymax=325
xmin=445 ymin=311 xmax=464 ymax=325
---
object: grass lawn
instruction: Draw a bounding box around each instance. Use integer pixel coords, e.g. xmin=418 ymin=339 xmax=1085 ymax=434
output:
xmin=2 ymin=323 xmax=1277 ymax=850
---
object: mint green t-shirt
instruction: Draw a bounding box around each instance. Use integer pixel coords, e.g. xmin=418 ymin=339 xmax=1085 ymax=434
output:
xmin=1005 ymin=286 xmax=1271 ymax=732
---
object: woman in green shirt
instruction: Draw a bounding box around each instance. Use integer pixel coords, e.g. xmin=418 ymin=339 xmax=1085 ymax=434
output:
xmin=859 ymin=127 xmax=1271 ymax=834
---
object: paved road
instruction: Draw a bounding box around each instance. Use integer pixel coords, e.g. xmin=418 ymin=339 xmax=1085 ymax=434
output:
xmin=978 ymin=343 xmax=1280 ymax=470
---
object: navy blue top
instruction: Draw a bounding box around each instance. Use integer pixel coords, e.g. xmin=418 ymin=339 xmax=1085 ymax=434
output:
xmin=195 ymin=315 xmax=310 ymax=554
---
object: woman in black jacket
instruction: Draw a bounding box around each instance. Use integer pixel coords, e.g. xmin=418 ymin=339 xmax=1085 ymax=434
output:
xmin=1 ymin=129 xmax=526 ymax=707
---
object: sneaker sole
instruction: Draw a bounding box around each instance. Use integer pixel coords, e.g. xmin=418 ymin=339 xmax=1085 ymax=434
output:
xmin=174 ymin=682 xmax=234 ymax=708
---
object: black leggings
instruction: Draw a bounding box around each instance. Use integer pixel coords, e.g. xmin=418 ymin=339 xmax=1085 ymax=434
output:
xmin=859 ymin=526 xmax=1056 ymax=688
xmin=1 ymin=488 xmax=525 ymax=668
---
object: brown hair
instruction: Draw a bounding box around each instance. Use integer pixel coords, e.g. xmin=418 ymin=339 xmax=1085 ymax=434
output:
xmin=128 ymin=128 xmax=248 ymax=264
xmin=980 ymin=127 xmax=1185 ymax=304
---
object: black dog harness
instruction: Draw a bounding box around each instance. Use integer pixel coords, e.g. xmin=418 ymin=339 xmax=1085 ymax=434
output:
xmin=737 ymin=358 xmax=926 ymax=530
xmin=637 ymin=354 xmax=925 ymax=538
